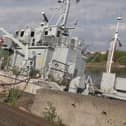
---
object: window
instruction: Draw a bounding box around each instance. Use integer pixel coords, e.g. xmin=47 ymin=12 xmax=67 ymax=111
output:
xmin=32 ymin=38 xmax=35 ymax=42
xmin=31 ymin=31 xmax=35 ymax=37
xmin=30 ymin=61 xmax=33 ymax=65
xmin=57 ymin=31 xmax=60 ymax=37
xmin=20 ymin=31 xmax=24 ymax=37
xmin=16 ymin=31 xmax=19 ymax=36
xmin=32 ymin=42 xmax=35 ymax=46
xmin=32 ymin=38 xmax=35 ymax=46
xmin=45 ymin=31 xmax=48 ymax=35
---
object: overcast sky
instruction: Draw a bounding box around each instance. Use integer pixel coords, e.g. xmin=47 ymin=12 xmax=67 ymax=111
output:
xmin=0 ymin=0 xmax=126 ymax=51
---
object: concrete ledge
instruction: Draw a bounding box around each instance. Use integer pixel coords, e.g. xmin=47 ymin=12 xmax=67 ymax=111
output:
xmin=31 ymin=89 xmax=126 ymax=126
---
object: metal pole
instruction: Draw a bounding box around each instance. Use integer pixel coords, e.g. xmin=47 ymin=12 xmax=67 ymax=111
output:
xmin=62 ymin=0 xmax=70 ymax=27
xmin=106 ymin=17 xmax=122 ymax=73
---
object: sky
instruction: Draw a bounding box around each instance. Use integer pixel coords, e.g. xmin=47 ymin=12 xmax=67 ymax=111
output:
xmin=0 ymin=0 xmax=126 ymax=51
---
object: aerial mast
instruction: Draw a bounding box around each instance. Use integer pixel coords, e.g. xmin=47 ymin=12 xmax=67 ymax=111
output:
xmin=62 ymin=0 xmax=70 ymax=27
xmin=106 ymin=17 xmax=122 ymax=73
xmin=57 ymin=0 xmax=70 ymax=28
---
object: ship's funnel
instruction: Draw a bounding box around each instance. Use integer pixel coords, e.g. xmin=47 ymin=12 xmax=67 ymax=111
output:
xmin=41 ymin=11 xmax=49 ymax=23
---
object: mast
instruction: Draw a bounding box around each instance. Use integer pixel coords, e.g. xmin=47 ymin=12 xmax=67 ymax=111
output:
xmin=56 ymin=0 xmax=70 ymax=28
xmin=62 ymin=0 xmax=70 ymax=27
xmin=106 ymin=17 xmax=122 ymax=73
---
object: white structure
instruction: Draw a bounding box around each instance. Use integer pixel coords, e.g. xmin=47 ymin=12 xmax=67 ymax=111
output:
xmin=101 ymin=17 xmax=126 ymax=100
xmin=0 ymin=0 xmax=86 ymax=85
xmin=106 ymin=16 xmax=122 ymax=73
xmin=68 ymin=75 xmax=94 ymax=95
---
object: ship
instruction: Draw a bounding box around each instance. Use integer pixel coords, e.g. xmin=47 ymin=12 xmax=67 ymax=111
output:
xmin=0 ymin=0 xmax=87 ymax=92
xmin=0 ymin=0 xmax=126 ymax=101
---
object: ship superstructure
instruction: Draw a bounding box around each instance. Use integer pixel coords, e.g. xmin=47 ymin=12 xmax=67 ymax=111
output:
xmin=0 ymin=0 xmax=86 ymax=85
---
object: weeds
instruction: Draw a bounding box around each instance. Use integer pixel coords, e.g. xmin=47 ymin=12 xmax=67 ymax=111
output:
xmin=5 ymin=88 xmax=20 ymax=107
xmin=43 ymin=102 xmax=65 ymax=126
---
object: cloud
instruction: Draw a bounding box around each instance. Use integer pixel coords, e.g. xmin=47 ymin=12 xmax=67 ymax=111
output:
xmin=0 ymin=0 xmax=126 ymax=51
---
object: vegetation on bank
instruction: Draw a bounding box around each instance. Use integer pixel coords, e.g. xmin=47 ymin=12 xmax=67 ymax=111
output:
xmin=87 ymin=50 xmax=126 ymax=65
xmin=0 ymin=48 xmax=10 ymax=69
xmin=5 ymin=88 xmax=21 ymax=107
xmin=43 ymin=102 xmax=65 ymax=126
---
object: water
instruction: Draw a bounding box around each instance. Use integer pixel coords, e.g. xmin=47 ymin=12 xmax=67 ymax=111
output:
xmin=85 ymin=68 xmax=126 ymax=87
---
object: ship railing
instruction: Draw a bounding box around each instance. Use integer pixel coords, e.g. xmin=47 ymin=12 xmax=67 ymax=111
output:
xmin=34 ymin=35 xmax=78 ymax=48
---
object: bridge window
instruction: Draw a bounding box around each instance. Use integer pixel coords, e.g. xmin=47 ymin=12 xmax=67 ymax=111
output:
xmin=31 ymin=31 xmax=35 ymax=37
xmin=45 ymin=31 xmax=48 ymax=35
xmin=57 ymin=31 xmax=60 ymax=37
xmin=32 ymin=38 xmax=35 ymax=46
xmin=20 ymin=31 xmax=24 ymax=37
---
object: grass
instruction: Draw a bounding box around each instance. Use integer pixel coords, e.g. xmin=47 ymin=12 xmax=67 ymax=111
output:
xmin=43 ymin=102 xmax=66 ymax=126
xmin=5 ymin=88 xmax=21 ymax=107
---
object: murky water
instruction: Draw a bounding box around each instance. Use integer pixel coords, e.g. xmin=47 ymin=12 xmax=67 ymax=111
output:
xmin=85 ymin=68 xmax=126 ymax=87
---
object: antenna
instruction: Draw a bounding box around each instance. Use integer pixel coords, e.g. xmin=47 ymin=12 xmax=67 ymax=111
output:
xmin=41 ymin=11 xmax=49 ymax=23
xmin=56 ymin=0 xmax=80 ymax=27
xmin=62 ymin=0 xmax=70 ymax=27
xmin=56 ymin=0 xmax=70 ymax=28
xmin=106 ymin=16 xmax=122 ymax=73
